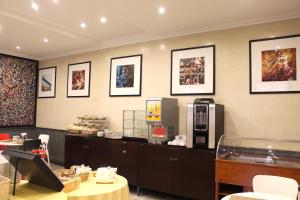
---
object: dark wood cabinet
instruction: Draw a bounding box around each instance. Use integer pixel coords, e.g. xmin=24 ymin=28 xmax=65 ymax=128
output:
xmin=172 ymin=147 xmax=215 ymax=200
xmin=65 ymin=135 xmax=215 ymax=199
xmin=138 ymin=144 xmax=173 ymax=193
xmin=111 ymin=140 xmax=139 ymax=186
xmin=64 ymin=134 xmax=85 ymax=168
xmin=85 ymin=137 xmax=112 ymax=170
xmin=138 ymin=144 xmax=215 ymax=200
xmin=64 ymin=135 xmax=112 ymax=170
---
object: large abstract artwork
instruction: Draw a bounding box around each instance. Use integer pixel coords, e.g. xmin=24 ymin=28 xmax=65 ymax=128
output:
xmin=0 ymin=54 xmax=38 ymax=127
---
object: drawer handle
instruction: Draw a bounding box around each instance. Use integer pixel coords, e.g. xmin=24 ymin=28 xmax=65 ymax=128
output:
xmin=122 ymin=150 xmax=127 ymax=154
xmin=83 ymin=145 xmax=90 ymax=149
xmin=169 ymin=157 xmax=178 ymax=161
xmin=122 ymin=141 xmax=127 ymax=144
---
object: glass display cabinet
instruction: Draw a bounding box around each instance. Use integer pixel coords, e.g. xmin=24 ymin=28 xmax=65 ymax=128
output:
xmin=215 ymin=135 xmax=300 ymax=200
xmin=216 ymin=135 xmax=300 ymax=167
xmin=123 ymin=110 xmax=148 ymax=140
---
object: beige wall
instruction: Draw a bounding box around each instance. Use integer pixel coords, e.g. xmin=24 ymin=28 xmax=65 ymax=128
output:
xmin=37 ymin=18 xmax=300 ymax=140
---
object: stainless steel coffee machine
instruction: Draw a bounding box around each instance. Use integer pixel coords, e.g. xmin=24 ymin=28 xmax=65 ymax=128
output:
xmin=146 ymin=97 xmax=178 ymax=144
xmin=186 ymin=98 xmax=224 ymax=149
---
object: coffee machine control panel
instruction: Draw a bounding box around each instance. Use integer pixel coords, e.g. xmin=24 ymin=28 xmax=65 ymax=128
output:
xmin=194 ymin=104 xmax=208 ymax=132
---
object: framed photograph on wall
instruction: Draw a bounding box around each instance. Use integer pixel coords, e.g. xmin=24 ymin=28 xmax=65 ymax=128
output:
xmin=38 ymin=66 xmax=56 ymax=98
xmin=67 ymin=61 xmax=91 ymax=97
xmin=171 ymin=45 xmax=215 ymax=95
xmin=109 ymin=54 xmax=142 ymax=97
xmin=250 ymin=34 xmax=300 ymax=94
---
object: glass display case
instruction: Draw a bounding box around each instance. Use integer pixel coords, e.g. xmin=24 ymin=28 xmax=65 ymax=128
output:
xmin=216 ymin=135 xmax=300 ymax=168
xmin=123 ymin=110 xmax=148 ymax=140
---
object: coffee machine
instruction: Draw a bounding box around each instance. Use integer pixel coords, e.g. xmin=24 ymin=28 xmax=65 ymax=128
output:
xmin=186 ymin=98 xmax=224 ymax=149
xmin=146 ymin=97 xmax=178 ymax=144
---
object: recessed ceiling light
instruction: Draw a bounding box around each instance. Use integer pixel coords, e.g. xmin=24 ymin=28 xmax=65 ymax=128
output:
xmin=100 ymin=16 xmax=107 ymax=24
xmin=53 ymin=0 xmax=59 ymax=3
xmin=43 ymin=38 xmax=49 ymax=43
xmin=158 ymin=6 xmax=165 ymax=14
xmin=16 ymin=46 xmax=21 ymax=50
xmin=160 ymin=44 xmax=165 ymax=49
xmin=80 ymin=22 xmax=87 ymax=29
xmin=32 ymin=2 xmax=39 ymax=11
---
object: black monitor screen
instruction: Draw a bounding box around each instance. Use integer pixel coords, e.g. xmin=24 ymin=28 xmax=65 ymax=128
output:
xmin=2 ymin=149 xmax=64 ymax=192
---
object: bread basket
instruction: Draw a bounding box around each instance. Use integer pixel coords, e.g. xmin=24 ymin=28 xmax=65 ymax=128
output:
xmin=0 ymin=175 xmax=9 ymax=200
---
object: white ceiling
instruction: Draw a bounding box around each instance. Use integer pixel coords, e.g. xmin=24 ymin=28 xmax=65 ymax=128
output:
xmin=0 ymin=0 xmax=299 ymax=60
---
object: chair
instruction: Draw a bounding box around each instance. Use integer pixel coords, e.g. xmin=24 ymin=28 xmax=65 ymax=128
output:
xmin=252 ymin=175 xmax=298 ymax=199
xmin=0 ymin=133 xmax=10 ymax=150
xmin=22 ymin=139 xmax=41 ymax=151
xmin=38 ymin=134 xmax=50 ymax=165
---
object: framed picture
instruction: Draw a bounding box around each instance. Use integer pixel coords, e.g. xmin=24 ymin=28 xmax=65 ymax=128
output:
xmin=171 ymin=45 xmax=215 ymax=95
xmin=250 ymin=34 xmax=300 ymax=94
xmin=109 ymin=54 xmax=142 ymax=97
xmin=67 ymin=61 xmax=91 ymax=97
xmin=38 ymin=66 xmax=56 ymax=98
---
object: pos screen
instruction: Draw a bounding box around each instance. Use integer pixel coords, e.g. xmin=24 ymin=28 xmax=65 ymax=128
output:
xmin=2 ymin=148 xmax=64 ymax=192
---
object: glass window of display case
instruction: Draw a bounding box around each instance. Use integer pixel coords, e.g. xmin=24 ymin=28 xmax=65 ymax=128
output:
xmin=216 ymin=135 xmax=300 ymax=168
xmin=123 ymin=110 xmax=148 ymax=140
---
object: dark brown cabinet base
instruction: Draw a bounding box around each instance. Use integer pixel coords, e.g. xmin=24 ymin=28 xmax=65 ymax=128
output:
xmin=65 ymin=134 xmax=215 ymax=200
xmin=138 ymin=144 xmax=215 ymax=200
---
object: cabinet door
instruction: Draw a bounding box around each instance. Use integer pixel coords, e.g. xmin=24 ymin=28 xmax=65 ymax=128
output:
xmin=138 ymin=144 xmax=172 ymax=193
xmin=64 ymin=135 xmax=85 ymax=168
xmin=85 ymin=137 xmax=112 ymax=170
xmin=172 ymin=148 xmax=215 ymax=200
xmin=112 ymin=140 xmax=139 ymax=186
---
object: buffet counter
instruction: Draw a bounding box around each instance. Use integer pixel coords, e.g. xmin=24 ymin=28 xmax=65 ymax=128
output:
xmin=8 ymin=175 xmax=130 ymax=200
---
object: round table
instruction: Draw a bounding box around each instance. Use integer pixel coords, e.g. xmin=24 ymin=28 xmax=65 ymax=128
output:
xmin=67 ymin=175 xmax=130 ymax=200
xmin=221 ymin=192 xmax=294 ymax=200
xmin=8 ymin=175 xmax=130 ymax=200
xmin=0 ymin=140 xmax=23 ymax=147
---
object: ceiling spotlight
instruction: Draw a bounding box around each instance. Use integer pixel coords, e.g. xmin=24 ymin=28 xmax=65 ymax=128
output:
xmin=32 ymin=2 xmax=39 ymax=11
xmin=16 ymin=46 xmax=21 ymax=50
xmin=43 ymin=38 xmax=49 ymax=43
xmin=53 ymin=0 xmax=59 ymax=3
xmin=158 ymin=6 xmax=165 ymax=14
xmin=160 ymin=44 xmax=165 ymax=49
xmin=80 ymin=22 xmax=87 ymax=29
xmin=100 ymin=16 xmax=107 ymax=24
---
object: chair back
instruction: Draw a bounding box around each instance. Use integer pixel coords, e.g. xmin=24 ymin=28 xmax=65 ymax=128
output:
xmin=253 ymin=175 xmax=298 ymax=199
xmin=23 ymin=139 xmax=41 ymax=151
xmin=0 ymin=133 xmax=10 ymax=140
xmin=0 ymin=133 xmax=10 ymax=150
xmin=38 ymin=134 xmax=49 ymax=147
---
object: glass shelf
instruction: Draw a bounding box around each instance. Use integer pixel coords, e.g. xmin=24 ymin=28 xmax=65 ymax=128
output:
xmin=216 ymin=135 xmax=300 ymax=168
xmin=123 ymin=110 xmax=148 ymax=139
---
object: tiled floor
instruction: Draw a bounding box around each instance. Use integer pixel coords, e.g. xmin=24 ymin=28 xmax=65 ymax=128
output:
xmin=51 ymin=163 xmax=187 ymax=200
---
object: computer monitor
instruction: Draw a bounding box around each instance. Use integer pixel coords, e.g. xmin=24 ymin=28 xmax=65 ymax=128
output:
xmin=2 ymin=148 xmax=64 ymax=192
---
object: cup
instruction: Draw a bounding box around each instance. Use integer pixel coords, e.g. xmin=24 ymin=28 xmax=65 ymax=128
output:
xmin=12 ymin=136 xmax=20 ymax=143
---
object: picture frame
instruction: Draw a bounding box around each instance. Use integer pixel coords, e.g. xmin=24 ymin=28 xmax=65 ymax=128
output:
xmin=250 ymin=34 xmax=300 ymax=94
xmin=38 ymin=66 xmax=56 ymax=98
xmin=171 ymin=45 xmax=215 ymax=95
xmin=67 ymin=61 xmax=91 ymax=97
xmin=109 ymin=54 xmax=142 ymax=97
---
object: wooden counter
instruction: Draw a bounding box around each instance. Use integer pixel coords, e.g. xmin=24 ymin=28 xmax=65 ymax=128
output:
xmin=215 ymin=159 xmax=300 ymax=200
